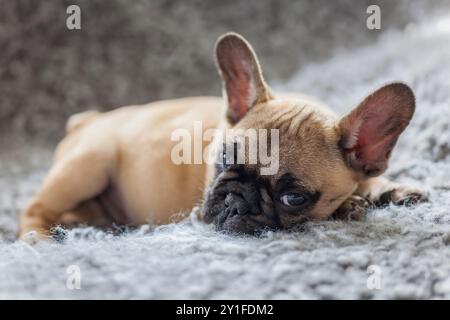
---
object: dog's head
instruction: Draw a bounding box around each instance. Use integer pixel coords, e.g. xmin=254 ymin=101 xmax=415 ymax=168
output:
xmin=203 ymin=32 xmax=415 ymax=234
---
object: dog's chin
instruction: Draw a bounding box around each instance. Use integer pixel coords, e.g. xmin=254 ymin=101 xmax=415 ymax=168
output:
xmin=216 ymin=213 xmax=267 ymax=235
xmin=204 ymin=205 xmax=277 ymax=235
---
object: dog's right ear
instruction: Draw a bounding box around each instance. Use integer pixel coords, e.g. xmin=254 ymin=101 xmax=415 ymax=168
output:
xmin=215 ymin=32 xmax=273 ymax=125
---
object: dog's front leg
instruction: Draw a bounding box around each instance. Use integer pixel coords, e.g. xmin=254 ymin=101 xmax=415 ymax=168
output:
xmin=332 ymin=177 xmax=428 ymax=221
xmin=332 ymin=195 xmax=370 ymax=221
xmin=355 ymin=176 xmax=429 ymax=207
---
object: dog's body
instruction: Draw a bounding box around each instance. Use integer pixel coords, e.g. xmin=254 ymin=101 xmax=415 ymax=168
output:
xmin=21 ymin=97 xmax=224 ymax=233
xmin=19 ymin=33 xmax=427 ymax=240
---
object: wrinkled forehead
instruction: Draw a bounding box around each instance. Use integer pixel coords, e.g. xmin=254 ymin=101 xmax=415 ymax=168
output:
xmin=233 ymin=98 xmax=335 ymax=130
xmin=230 ymin=99 xmax=339 ymax=158
xmin=224 ymin=99 xmax=344 ymax=184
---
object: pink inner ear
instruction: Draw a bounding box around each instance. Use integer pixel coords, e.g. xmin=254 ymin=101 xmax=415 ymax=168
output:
xmin=216 ymin=33 xmax=270 ymax=125
xmin=224 ymin=59 xmax=251 ymax=123
xmin=341 ymin=83 xmax=415 ymax=176
xmin=348 ymin=112 xmax=402 ymax=174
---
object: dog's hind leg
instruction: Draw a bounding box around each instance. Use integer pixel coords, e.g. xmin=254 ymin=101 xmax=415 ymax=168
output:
xmin=19 ymin=144 xmax=115 ymax=242
xmin=355 ymin=176 xmax=429 ymax=207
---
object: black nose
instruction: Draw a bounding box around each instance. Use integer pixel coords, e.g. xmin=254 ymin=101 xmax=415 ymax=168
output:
xmin=224 ymin=193 xmax=248 ymax=216
xmin=224 ymin=191 xmax=261 ymax=217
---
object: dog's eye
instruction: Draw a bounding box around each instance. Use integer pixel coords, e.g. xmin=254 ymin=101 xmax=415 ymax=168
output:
xmin=222 ymin=150 xmax=232 ymax=169
xmin=280 ymin=193 xmax=308 ymax=207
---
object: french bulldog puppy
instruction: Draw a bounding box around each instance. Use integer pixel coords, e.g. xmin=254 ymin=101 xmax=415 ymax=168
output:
xmin=19 ymin=32 xmax=427 ymax=241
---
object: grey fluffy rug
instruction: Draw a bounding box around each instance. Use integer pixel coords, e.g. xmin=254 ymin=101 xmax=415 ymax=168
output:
xmin=1 ymin=17 xmax=450 ymax=299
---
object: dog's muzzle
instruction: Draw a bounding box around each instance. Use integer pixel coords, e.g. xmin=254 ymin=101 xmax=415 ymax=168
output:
xmin=203 ymin=176 xmax=280 ymax=234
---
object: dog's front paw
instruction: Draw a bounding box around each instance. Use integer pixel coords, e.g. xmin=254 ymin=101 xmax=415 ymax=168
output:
xmin=19 ymin=230 xmax=50 ymax=245
xmin=378 ymin=186 xmax=429 ymax=207
xmin=332 ymin=195 xmax=370 ymax=221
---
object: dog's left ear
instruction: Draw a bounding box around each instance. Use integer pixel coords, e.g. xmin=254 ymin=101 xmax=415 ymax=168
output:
xmin=215 ymin=32 xmax=273 ymax=125
xmin=339 ymin=83 xmax=415 ymax=178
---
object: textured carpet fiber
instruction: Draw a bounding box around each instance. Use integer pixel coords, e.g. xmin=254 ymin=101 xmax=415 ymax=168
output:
xmin=1 ymin=17 xmax=450 ymax=299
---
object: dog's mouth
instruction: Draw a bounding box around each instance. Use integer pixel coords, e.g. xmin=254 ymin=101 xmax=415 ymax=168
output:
xmin=203 ymin=177 xmax=281 ymax=235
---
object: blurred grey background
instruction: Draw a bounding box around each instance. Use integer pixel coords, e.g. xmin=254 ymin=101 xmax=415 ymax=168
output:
xmin=0 ymin=0 xmax=448 ymax=144
xmin=2 ymin=0 xmax=450 ymax=298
